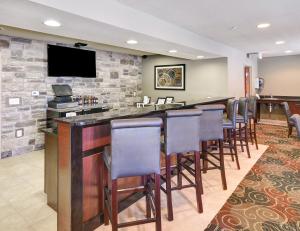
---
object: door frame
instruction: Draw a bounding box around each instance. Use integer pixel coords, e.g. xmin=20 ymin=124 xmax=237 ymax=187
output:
xmin=244 ymin=66 xmax=252 ymax=97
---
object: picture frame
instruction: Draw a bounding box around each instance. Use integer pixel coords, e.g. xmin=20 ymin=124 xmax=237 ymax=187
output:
xmin=156 ymin=97 xmax=166 ymax=105
xmin=165 ymin=96 xmax=174 ymax=104
xmin=154 ymin=64 xmax=185 ymax=90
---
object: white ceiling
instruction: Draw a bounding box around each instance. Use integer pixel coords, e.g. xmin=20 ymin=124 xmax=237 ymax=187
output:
xmin=0 ymin=0 xmax=223 ymax=59
xmin=1 ymin=0 xmax=300 ymax=58
xmin=116 ymin=0 xmax=300 ymax=57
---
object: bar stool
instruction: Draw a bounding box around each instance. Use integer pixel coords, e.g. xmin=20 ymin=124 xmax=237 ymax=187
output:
xmin=103 ymin=118 xmax=162 ymax=231
xmin=194 ymin=104 xmax=227 ymax=190
xmin=236 ymin=97 xmax=251 ymax=158
xmin=223 ymin=99 xmax=240 ymax=169
xmin=248 ymin=96 xmax=258 ymax=149
xmin=161 ymin=109 xmax=203 ymax=221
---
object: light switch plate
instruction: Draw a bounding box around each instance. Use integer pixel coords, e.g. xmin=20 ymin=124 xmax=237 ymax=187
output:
xmin=32 ymin=91 xmax=39 ymax=96
xmin=15 ymin=128 xmax=24 ymax=138
xmin=8 ymin=97 xmax=21 ymax=106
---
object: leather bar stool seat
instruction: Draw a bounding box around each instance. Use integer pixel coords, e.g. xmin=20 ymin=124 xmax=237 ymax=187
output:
xmin=236 ymin=97 xmax=251 ymax=158
xmin=103 ymin=117 xmax=162 ymax=231
xmin=248 ymin=96 xmax=259 ymax=149
xmin=222 ymin=99 xmax=240 ymax=169
xmin=223 ymin=118 xmax=234 ymax=128
xmin=161 ymin=109 xmax=203 ymax=221
xmin=195 ymin=104 xmax=227 ymax=190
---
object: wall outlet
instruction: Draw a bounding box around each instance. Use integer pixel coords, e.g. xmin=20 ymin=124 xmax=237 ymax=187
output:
xmin=15 ymin=128 xmax=24 ymax=138
xmin=8 ymin=97 xmax=21 ymax=106
xmin=32 ymin=91 xmax=39 ymax=96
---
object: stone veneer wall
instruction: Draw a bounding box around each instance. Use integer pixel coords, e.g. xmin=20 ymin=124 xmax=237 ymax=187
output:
xmin=0 ymin=35 xmax=142 ymax=159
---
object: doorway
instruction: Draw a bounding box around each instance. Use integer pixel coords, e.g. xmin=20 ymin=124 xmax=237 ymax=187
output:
xmin=244 ymin=66 xmax=251 ymax=97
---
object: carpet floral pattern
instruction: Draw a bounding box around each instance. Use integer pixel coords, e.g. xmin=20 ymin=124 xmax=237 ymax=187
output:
xmin=206 ymin=124 xmax=300 ymax=231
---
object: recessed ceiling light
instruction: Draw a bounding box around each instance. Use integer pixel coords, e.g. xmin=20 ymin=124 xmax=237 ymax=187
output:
xmin=229 ymin=26 xmax=238 ymax=31
xmin=169 ymin=50 xmax=177 ymax=53
xmin=257 ymin=23 xmax=270 ymax=29
xmin=275 ymin=41 xmax=285 ymax=45
xmin=126 ymin=40 xmax=138 ymax=45
xmin=196 ymin=55 xmax=204 ymax=59
xmin=44 ymin=19 xmax=61 ymax=27
xmin=285 ymin=50 xmax=293 ymax=54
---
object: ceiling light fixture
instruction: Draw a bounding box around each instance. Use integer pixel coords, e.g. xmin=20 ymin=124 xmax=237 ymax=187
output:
xmin=257 ymin=23 xmax=270 ymax=29
xmin=275 ymin=41 xmax=285 ymax=45
xmin=126 ymin=40 xmax=138 ymax=45
xmin=285 ymin=50 xmax=293 ymax=54
xmin=44 ymin=19 xmax=61 ymax=27
xmin=168 ymin=50 xmax=177 ymax=53
xmin=196 ymin=55 xmax=204 ymax=59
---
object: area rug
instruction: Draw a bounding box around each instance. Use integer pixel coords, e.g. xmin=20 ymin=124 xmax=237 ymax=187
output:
xmin=206 ymin=124 xmax=300 ymax=230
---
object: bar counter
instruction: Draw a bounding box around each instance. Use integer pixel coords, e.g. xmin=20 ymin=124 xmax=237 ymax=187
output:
xmin=54 ymin=97 xmax=231 ymax=231
xmin=257 ymin=95 xmax=300 ymax=121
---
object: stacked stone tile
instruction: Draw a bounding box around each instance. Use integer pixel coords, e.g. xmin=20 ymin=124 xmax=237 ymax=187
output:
xmin=0 ymin=35 xmax=142 ymax=159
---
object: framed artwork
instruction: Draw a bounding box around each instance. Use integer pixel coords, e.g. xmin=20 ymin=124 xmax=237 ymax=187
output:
xmin=154 ymin=64 xmax=185 ymax=90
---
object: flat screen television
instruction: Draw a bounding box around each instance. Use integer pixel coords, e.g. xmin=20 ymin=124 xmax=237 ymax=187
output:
xmin=47 ymin=44 xmax=96 ymax=77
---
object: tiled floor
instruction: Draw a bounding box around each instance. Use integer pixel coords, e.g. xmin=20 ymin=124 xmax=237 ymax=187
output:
xmin=0 ymin=144 xmax=268 ymax=231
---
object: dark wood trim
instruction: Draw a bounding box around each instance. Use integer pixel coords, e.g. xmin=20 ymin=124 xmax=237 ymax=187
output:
xmin=71 ymin=126 xmax=83 ymax=231
xmin=82 ymin=147 xmax=105 ymax=157
xmin=83 ymin=214 xmax=103 ymax=231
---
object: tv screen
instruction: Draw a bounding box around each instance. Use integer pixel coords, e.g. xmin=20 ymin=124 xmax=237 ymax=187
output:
xmin=47 ymin=44 xmax=96 ymax=77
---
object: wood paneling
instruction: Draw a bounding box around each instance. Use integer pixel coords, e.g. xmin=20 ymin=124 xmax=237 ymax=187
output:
xmin=288 ymin=102 xmax=300 ymax=114
xmin=44 ymin=132 xmax=58 ymax=211
xmin=82 ymin=125 xmax=110 ymax=151
xmin=82 ymin=153 xmax=103 ymax=222
xmin=58 ymin=123 xmax=71 ymax=231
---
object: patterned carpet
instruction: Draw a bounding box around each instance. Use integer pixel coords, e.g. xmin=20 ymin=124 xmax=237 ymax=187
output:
xmin=206 ymin=124 xmax=300 ymax=231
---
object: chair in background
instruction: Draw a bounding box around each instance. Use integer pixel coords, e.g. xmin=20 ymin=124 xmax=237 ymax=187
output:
xmin=248 ymin=96 xmax=258 ymax=149
xmin=223 ymin=99 xmax=240 ymax=169
xmin=103 ymin=118 xmax=162 ymax=231
xmin=161 ymin=109 xmax=203 ymax=221
xmin=281 ymin=102 xmax=296 ymax=137
xmin=195 ymin=104 xmax=227 ymax=190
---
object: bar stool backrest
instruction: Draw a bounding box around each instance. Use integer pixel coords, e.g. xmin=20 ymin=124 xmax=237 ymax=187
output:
xmin=195 ymin=104 xmax=224 ymax=141
xmin=110 ymin=118 xmax=162 ymax=179
xmin=227 ymin=99 xmax=238 ymax=129
xmin=165 ymin=109 xmax=202 ymax=155
xmin=281 ymin=102 xmax=292 ymax=119
xmin=238 ymin=97 xmax=249 ymax=123
xmin=248 ymin=96 xmax=257 ymax=118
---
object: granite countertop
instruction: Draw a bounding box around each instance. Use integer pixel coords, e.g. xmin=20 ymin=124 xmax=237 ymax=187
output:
xmin=47 ymin=104 xmax=109 ymax=112
xmin=55 ymin=97 xmax=231 ymax=127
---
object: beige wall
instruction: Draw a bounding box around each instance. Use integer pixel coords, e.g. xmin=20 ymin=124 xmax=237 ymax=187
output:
xmin=142 ymin=55 xmax=228 ymax=101
xmin=258 ymin=55 xmax=300 ymax=96
xmin=227 ymin=52 xmax=258 ymax=97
